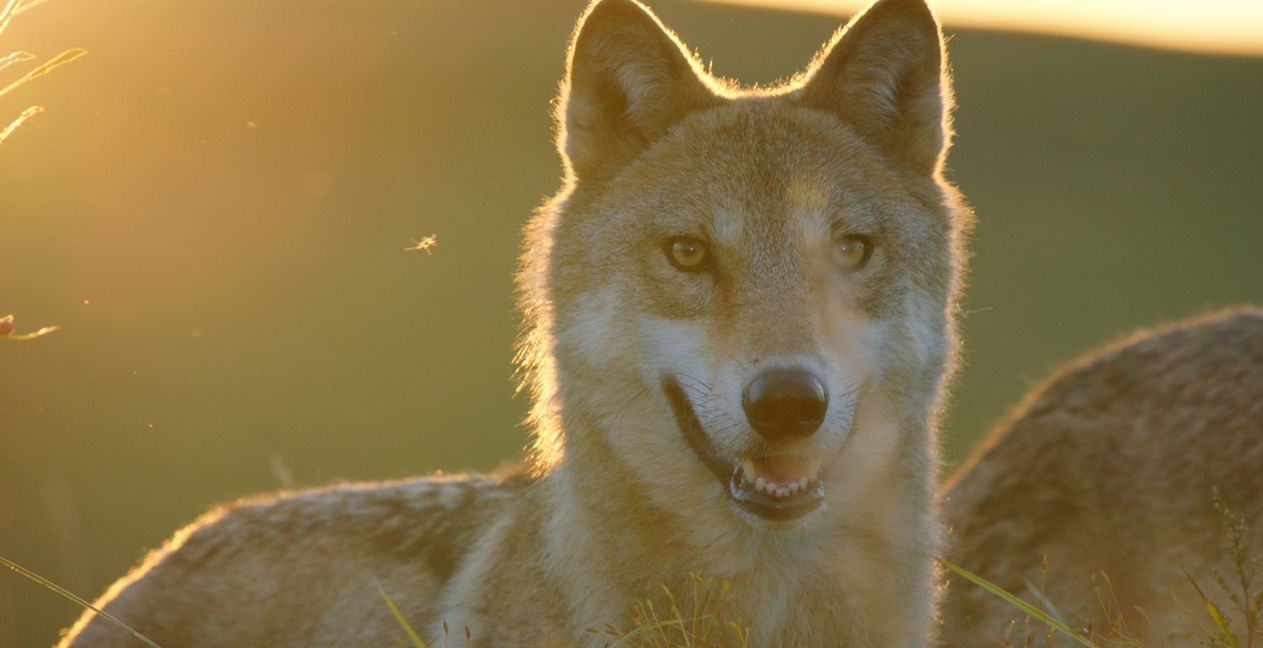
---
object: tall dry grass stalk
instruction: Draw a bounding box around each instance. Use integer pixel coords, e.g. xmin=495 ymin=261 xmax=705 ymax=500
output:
xmin=0 ymin=0 xmax=85 ymax=145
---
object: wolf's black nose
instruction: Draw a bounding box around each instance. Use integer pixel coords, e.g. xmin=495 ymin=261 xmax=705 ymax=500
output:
xmin=742 ymin=369 xmax=828 ymax=440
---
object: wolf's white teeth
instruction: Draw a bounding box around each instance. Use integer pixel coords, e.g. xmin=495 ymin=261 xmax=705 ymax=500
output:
xmin=738 ymin=458 xmax=823 ymax=498
xmin=746 ymin=478 xmax=813 ymax=497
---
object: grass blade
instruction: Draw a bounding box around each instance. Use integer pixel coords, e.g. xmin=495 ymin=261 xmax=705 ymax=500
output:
xmin=0 ymin=0 xmax=19 ymax=40
xmin=375 ymin=579 xmax=428 ymax=648
xmin=1181 ymin=563 xmax=1240 ymax=648
xmin=0 ymin=50 xmax=35 ymax=72
xmin=0 ymin=0 xmax=57 ymax=49
xmin=0 ymin=47 xmax=88 ymax=98
xmin=1025 ymin=579 xmax=1070 ymax=628
xmin=940 ymin=558 xmax=1097 ymax=648
xmin=608 ymin=613 xmax=692 ymax=644
xmin=0 ymin=104 xmax=42 ymax=144
xmin=0 ymin=554 xmax=162 ymax=648
xmin=15 ymin=0 xmax=55 ymax=14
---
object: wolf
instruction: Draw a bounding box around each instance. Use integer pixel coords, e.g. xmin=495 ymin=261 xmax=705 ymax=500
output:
xmin=941 ymin=308 xmax=1263 ymax=645
xmin=62 ymin=0 xmax=969 ymax=645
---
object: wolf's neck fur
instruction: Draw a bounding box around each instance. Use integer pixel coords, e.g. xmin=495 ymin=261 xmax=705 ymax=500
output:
xmin=530 ymin=386 xmax=940 ymax=646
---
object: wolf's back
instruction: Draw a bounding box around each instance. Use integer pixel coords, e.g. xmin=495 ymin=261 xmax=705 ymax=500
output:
xmin=942 ymin=308 xmax=1263 ymax=645
xmin=59 ymin=473 xmax=526 ymax=647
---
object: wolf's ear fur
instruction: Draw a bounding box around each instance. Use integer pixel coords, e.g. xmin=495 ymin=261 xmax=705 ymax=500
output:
xmin=799 ymin=0 xmax=952 ymax=176
xmin=560 ymin=0 xmax=717 ymax=180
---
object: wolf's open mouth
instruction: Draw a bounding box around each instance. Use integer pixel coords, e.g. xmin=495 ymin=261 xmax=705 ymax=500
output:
xmin=662 ymin=376 xmax=825 ymax=521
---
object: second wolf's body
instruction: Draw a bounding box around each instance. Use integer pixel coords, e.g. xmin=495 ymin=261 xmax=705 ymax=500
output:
xmin=63 ymin=0 xmax=968 ymax=646
xmin=943 ymin=309 xmax=1263 ymax=645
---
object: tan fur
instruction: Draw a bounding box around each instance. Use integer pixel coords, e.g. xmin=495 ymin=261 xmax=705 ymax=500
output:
xmin=942 ymin=308 xmax=1263 ymax=645
xmin=62 ymin=1 xmax=968 ymax=646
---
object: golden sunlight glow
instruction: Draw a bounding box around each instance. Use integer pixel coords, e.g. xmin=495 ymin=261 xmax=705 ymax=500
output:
xmin=699 ymin=0 xmax=1263 ymax=56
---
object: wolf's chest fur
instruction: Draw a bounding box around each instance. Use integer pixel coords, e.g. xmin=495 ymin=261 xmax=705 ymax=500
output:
xmin=62 ymin=0 xmax=967 ymax=646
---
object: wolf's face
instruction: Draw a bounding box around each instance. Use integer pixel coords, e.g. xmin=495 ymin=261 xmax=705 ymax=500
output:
xmin=522 ymin=0 xmax=965 ymax=531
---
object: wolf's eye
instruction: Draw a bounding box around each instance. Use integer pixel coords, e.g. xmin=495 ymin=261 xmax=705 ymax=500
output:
xmin=665 ymin=236 xmax=710 ymax=272
xmin=832 ymin=234 xmax=873 ymax=270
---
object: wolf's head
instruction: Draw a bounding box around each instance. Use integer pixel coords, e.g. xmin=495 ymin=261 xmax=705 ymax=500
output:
xmin=519 ymin=0 xmax=968 ymax=533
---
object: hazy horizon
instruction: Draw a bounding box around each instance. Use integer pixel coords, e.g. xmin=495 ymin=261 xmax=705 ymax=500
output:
xmin=700 ymin=0 xmax=1263 ymax=56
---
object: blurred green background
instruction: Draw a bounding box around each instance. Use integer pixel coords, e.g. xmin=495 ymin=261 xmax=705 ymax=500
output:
xmin=2 ymin=0 xmax=1261 ymax=645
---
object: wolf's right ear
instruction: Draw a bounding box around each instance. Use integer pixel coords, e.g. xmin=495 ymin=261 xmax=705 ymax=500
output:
xmin=559 ymin=0 xmax=718 ymax=181
xmin=798 ymin=0 xmax=952 ymax=177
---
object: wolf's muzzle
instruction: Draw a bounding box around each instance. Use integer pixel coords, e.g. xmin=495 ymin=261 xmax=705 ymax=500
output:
xmin=663 ymin=374 xmax=825 ymax=522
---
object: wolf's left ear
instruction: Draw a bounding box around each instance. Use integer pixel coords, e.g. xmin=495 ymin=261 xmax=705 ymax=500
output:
xmin=560 ymin=0 xmax=718 ymax=181
xmin=799 ymin=0 xmax=953 ymax=176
